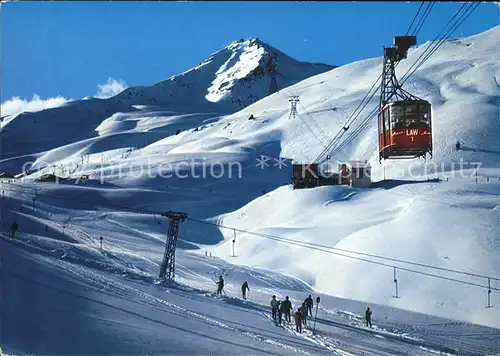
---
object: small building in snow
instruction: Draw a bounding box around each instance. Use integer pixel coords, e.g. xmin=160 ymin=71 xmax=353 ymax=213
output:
xmin=338 ymin=161 xmax=372 ymax=188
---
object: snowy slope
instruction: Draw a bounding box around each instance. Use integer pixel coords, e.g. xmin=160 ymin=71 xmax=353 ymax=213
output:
xmin=2 ymin=25 xmax=500 ymax=354
xmin=2 ymin=187 xmax=499 ymax=355
xmin=209 ymin=25 xmax=500 ymax=327
xmin=0 ymin=38 xmax=334 ymax=171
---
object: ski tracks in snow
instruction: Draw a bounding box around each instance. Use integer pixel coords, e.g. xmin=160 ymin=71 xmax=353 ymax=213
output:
xmin=35 ymin=254 xmax=328 ymax=355
xmin=260 ymin=312 xmax=360 ymax=356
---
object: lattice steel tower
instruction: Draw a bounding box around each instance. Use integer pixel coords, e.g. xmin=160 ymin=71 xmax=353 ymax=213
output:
xmin=158 ymin=211 xmax=188 ymax=281
xmin=379 ymin=36 xmax=420 ymax=108
xmin=288 ymin=96 xmax=299 ymax=119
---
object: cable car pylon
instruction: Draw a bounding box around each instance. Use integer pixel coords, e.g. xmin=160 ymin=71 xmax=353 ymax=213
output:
xmin=158 ymin=211 xmax=188 ymax=281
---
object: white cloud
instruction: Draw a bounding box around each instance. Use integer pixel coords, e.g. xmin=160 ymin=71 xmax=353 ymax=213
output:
xmin=1 ymin=94 xmax=69 ymax=117
xmin=1 ymin=77 xmax=129 ymax=118
xmin=95 ymin=77 xmax=128 ymax=99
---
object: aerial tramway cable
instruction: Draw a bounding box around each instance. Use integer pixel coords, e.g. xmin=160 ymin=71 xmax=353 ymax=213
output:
xmin=310 ymin=2 xmax=435 ymax=164
xmin=327 ymin=2 xmax=479 ymax=160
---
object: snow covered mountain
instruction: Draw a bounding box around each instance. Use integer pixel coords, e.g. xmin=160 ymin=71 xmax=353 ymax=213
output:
xmin=0 ymin=38 xmax=334 ymax=172
xmin=114 ymin=38 xmax=335 ymax=110
xmin=2 ymin=26 xmax=500 ymax=355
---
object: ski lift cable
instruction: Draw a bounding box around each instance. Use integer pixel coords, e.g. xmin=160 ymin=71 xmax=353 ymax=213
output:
xmin=278 ymin=89 xmax=329 ymax=142
xmin=411 ymin=2 xmax=435 ymax=37
xmin=320 ymin=53 xmax=419 ymax=160
xmin=275 ymin=89 xmax=331 ymax=148
xmin=327 ymin=3 xmax=472 ymax=158
xmin=400 ymin=2 xmax=472 ymax=85
xmin=401 ymin=2 xmax=480 ymax=85
xmin=324 ymin=80 xmax=383 ymax=159
xmin=329 ymin=100 xmax=380 ymax=155
xmin=296 ymin=99 xmax=332 ymax=143
xmin=328 ymin=107 xmax=378 ymax=157
xmin=329 ymin=2 xmax=479 ymax=159
xmin=279 ymin=83 xmax=351 ymax=151
xmin=327 ymin=5 xmax=475 ymax=157
xmin=400 ymin=2 xmax=473 ymax=86
xmin=314 ymin=69 xmax=386 ymax=156
xmin=295 ymin=3 xmax=437 ymax=165
xmin=293 ymin=98 xmax=353 ymax=161
xmin=4 ymin=181 xmax=500 ymax=283
xmin=311 ymin=1 xmax=437 ymax=164
xmin=312 ymin=73 xmax=383 ymax=164
xmin=406 ymin=1 xmax=425 ymax=36
xmin=186 ymin=217 xmax=500 ymax=288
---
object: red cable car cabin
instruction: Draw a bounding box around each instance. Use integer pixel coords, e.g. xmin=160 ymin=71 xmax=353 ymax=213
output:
xmin=378 ymin=100 xmax=432 ymax=160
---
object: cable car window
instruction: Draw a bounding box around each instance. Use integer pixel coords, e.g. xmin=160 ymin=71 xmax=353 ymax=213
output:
xmin=404 ymin=104 xmax=419 ymax=128
xmin=390 ymin=105 xmax=404 ymax=129
xmin=381 ymin=108 xmax=388 ymax=130
xmin=418 ymin=104 xmax=430 ymax=126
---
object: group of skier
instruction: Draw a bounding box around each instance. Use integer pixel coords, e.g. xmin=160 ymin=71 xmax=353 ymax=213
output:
xmin=270 ymin=294 xmax=372 ymax=333
xmin=270 ymin=294 xmax=315 ymax=332
xmin=214 ymin=275 xmax=373 ymax=332
xmin=214 ymin=276 xmax=250 ymax=300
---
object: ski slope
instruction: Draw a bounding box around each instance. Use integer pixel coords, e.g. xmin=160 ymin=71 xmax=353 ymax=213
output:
xmin=2 ymin=187 xmax=499 ymax=355
xmin=2 ymin=26 xmax=500 ymax=354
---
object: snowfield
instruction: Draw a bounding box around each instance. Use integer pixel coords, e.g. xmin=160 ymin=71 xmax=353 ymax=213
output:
xmin=2 ymin=27 xmax=500 ymax=355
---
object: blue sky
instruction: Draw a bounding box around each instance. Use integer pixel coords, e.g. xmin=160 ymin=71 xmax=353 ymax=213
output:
xmin=2 ymin=1 xmax=499 ymax=102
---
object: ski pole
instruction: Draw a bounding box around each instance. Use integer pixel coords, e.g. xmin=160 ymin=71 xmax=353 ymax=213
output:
xmin=313 ymin=296 xmax=320 ymax=334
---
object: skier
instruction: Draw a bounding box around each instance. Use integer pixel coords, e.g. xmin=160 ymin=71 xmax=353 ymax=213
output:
xmin=215 ymin=275 xmax=225 ymax=296
xmin=278 ymin=300 xmax=284 ymax=325
xmin=280 ymin=296 xmax=292 ymax=322
xmin=456 ymin=140 xmax=461 ymax=151
xmin=301 ymin=302 xmax=308 ymax=325
xmin=294 ymin=308 xmax=303 ymax=333
xmin=304 ymin=294 xmax=313 ymax=315
xmin=365 ymin=307 xmax=372 ymax=328
xmin=241 ymin=281 xmax=250 ymax=300
xmin=270 ymin=295 xmax=279 ymax=320
xmin=10 ymin=220 xmax=18 ymax=239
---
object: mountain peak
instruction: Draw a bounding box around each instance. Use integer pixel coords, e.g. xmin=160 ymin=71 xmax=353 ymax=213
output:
xmin=111 ymin=38 xmax=335 ymax=112
xmin=223 ymin=37 xmax=269 ymax=51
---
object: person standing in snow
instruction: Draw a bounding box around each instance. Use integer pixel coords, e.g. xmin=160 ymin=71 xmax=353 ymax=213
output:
xmin=301 ymin=302 xmax=308 ymax=325
xmin=241 ymin=281 xmax=249 ymax=300
xmin=281 ymin=296 xmax=292 ymax=322
xmin=294 ymin=308 xmax=303 ymax=333
xmin=10 ymin=220 xmax=18 ymax=239
xmin=365 ymin=307 xmax=372 ymax=328
xmin=304 ymin=295 xmax=313 ymax=316
xmin=270 ymin=295 xmax=280 ymax=320
xmin=278 ymin=300 xmax=284 ymax=325
xmin=215 ymin=276 xmax=224 ymax=296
